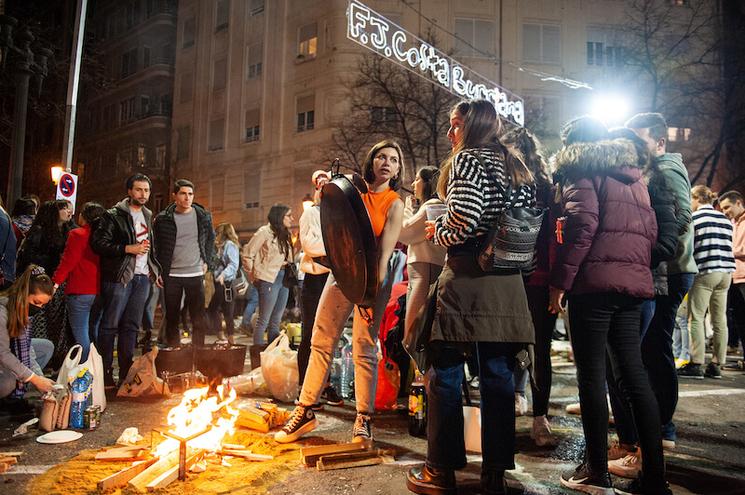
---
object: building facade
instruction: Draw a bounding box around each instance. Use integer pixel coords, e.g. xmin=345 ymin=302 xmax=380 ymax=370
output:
xmin=171 ymin=0 xmax=719 ymax=235
xmin=75 ymin=0 xmax=178 ymax=210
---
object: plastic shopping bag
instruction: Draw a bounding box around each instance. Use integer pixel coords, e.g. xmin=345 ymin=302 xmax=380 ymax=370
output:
xmin=232 ymin=367 xmax=270 ymax=397
xmin=81 ymin=343 xmax=106 ymax=411
xmin=260 ymin=332 xmax=298 ymax=403
xmin=117 ymin=347 xmax=170 ymax=397
xmin=374 ymin=354 xmax=400 ymax=411
xmin=56 ymin=344 xmax=82 ymax=385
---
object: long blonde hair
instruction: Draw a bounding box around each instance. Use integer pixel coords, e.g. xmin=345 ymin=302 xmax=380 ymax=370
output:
xmin=437 ymin=100 xmax=533 ymax=198
xmin=0 ymin=265 xmax=54 ymax=338
xmin=215 ymin=223 xmax=240 ymax=251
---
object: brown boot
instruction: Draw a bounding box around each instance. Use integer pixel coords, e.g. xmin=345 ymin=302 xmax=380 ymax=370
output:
xmin=406 ymin=464 xmax=456 ymax=495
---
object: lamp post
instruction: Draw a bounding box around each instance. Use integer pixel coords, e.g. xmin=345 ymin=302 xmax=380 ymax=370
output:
xmin=0 ymin=14 xmax=52 ymax=206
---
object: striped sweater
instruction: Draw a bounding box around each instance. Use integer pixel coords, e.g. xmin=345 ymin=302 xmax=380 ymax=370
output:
xmin=692 ymin=204 xmax=735 ymax=274
xmin=434 ymin=147 xmax=536 ymax=247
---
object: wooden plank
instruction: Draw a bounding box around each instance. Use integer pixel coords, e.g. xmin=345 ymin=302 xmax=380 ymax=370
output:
xmin=235 ymin=416 xmax=269 ymax=433
xmin=97 ymin=458 xmax=158 ymax=491
xmin=0 ymin=456 xmax=18 ymax=465
xmin=0 ymin=452 xmax=23 ymax=457
xmin=0 ymin=463 xmax=10 ymax=474
xmin=219 ymin=449 xmax=273 ymax=461
xmin=300 ymin=442 xmax=368 ymax=467
xmin=316 ymin=449 xmax=395 ymax=471
xmin=129 ymin=451 xmax=179 ymax=492
xmin=95 ymin=447 xmax=148 ymax=461
xmin=145 ymin=451 xmax=204 ymax=491
xmin=220 ymin=443 xmax=246 ymax=451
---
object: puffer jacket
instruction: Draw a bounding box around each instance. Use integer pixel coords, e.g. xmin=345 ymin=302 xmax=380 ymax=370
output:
xmin=647 ymin=166 xmax=679 ymax=269
xmin=90 ymin=198 xmax=161 ymax=284
xmin=550 ymin=139 xmax=657 ymax=299
xmin=153 ymin=203 xmax=216 ymax=276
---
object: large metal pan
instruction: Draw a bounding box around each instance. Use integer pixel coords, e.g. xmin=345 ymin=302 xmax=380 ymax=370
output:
xmin=320 ymin=172 xmax=378 ymax=307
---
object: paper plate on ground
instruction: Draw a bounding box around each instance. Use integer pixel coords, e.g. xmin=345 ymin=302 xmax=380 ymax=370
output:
xmin=37 ymin=430 xmax=83 ymax=444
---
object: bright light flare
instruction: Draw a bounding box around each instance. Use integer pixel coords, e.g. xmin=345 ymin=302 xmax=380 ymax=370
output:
xmin=589 ymin=94 xmax=630 ymax=125
xmin=51 ymin=165 xmax=64 ymax=185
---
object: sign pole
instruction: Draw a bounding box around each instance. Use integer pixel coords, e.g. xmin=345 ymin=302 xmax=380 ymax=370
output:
xmin=61 ymin=0 xmax=88 ymax=172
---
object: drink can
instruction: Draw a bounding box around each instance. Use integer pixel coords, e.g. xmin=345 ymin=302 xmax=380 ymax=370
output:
xmin=84 ymin=405 xmax=100 ymax=430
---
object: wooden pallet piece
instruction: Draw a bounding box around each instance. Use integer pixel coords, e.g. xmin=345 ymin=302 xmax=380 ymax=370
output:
xmin=219 ymin=449 xmax=273 ymax=461
xmin=145 ymin=450 xmax=204 ymax=491
xmin=95 ymin=446 xmax=149 ymax=461
xmin=316 ymin=449 xmax=395 ymax=471
xmin=0 ymin=452 xmax=23 ymax=457
xmin=97 ymin=458 xmax=158 ymax=491
xmin=235 ymin=416 xmax=269 ymax=433
xmin=128 ymin=451 xmax=179 ymax=492
xmin=300 ymin=442 xmax=368 ymax=467
xmin=0 ymin=456 xmax=18 ymax=465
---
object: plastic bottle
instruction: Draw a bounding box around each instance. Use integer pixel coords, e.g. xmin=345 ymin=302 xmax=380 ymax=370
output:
xmin=69 ymin=368 xmax=94 ymax=429
xmin=340 ymin=341 xmax=354 ymax=399
xmin=408 ymin=370 xmax=427 ymax=437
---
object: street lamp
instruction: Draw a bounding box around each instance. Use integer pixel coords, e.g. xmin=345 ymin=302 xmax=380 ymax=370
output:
xmin=51 ymin=165 xmax=64 ymax=184
xmin=589 ymin=93 xmax=630 ymax=126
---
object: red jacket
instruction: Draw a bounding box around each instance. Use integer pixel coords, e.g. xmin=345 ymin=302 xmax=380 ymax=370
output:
xmin=53 ymin=224 xmax=100 ymax=295
xmin=550 ymin=139 xmax=657 ymax=299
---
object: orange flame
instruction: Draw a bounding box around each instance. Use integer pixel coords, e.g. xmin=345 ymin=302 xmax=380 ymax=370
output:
xmin=153 ymin=385 xmax=239 ymax=458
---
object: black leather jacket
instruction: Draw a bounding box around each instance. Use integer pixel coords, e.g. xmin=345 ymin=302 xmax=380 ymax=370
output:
xmin=153 ymin=202 xmax=216 ymax=277
xmin=90 ymin=198 xmax=161 ymax=284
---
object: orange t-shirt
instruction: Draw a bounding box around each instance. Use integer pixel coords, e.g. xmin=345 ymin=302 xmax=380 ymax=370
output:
xmin=361 ymin=187 xmax=400 ymax=237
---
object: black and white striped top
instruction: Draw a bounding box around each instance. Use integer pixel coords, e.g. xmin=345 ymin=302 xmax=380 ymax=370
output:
xmin=692 ymin=204 xmax=735 ymax=274
xmin=434 ymin=148 xmax=536 ymax=247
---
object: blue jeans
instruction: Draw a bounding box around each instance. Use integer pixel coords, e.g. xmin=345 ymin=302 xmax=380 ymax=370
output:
xmin=66 ymin=294 xmax=97 ymax=361
xmin=672 ymin=297 xmax=690 ymax=361
xmin=99 ymin=275 xmax=151 ymax=381
xmin=641 ymin=272 xmax=695 ymax=441
xmin=426 ymin=342 xmax=518 ymax=472
xmin=242 ymin=283 xmax=259 ymax=326
xmin=252 ymin=270 xmax=289 ymax=345
xmin=32 ymin=338 xmax=54 ymax=370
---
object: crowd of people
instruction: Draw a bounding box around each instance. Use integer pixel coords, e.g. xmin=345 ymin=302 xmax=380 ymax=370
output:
xmin=1 ymin=98 xmax=745 ymax=495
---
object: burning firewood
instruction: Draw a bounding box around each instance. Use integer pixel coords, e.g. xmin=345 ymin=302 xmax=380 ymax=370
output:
xmin=97 ymin=458 xmax=159 ymax=491
xmin=144 ymin=451 xmax=204 ymax=490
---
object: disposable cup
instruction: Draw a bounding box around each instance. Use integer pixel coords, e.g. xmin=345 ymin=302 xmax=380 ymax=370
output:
xmin=425 ymin=204 xmax=448 ymax=221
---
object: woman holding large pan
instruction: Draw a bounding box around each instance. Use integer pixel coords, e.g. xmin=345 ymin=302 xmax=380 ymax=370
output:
xmin=275 ymin=140 xmax=405 ymax=444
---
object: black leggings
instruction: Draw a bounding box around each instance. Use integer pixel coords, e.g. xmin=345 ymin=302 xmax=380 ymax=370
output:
xmin=298 ymin=272 xmax=329 ymax=386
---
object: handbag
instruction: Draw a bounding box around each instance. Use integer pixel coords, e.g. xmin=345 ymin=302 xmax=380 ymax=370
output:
xmin=282 ymin=263 xmax=299 ymax=288
xmin=477 ymin=183 xmax=544 ymax=273
xmin=231 ymin=267 xmax=249 ymax=296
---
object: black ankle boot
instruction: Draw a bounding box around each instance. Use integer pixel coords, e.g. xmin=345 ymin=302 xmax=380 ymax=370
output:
xmin=406 ymin=464 xmax=456 ymax=495
xmin=481 ymin=470 xmax=506 ymax=495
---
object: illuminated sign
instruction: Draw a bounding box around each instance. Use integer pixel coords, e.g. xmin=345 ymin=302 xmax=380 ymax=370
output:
xmin=346 ymin=0 xmax=524 ymax=126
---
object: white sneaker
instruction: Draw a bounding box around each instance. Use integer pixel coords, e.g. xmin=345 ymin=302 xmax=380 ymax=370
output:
xmin=565 ymin=402 xmax=581 ymax=415
xmin=608 ymin=451 xmax=641 ymax=479
xmin=274 ymin=405 xmax=318 ymax=443
xmin=515 ymin=394 xmax=528 ymax=416
xmin=530 ymin=415 xmax=557 ymax=446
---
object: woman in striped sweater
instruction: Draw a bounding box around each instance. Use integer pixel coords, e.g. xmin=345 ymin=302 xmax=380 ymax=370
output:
xmin=678 ymin=186 xmax=735 ymax=379
xmin=406 ymin=100 xmax=536 ymax=495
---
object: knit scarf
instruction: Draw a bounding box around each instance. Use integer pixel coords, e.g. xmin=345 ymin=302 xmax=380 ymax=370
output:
xmin=12 ymin=215 xmax=34 ymax=236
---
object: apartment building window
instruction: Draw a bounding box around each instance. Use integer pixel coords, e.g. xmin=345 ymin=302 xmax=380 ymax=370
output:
xmin=179 ymin=72 xmax=193 ymax=103
xmin=296 ymin=95 xmax=315 ymax=132
xmin=454 ymin=18 xmax=495 ymax=58
xmin=119 ymin=97 xmax=136 ymax=124
xmin=244 ymin=169 xmax=261 ymax=208
xmin=209 ymin=118 xmax=226 ymax=151
xmin=586 ymin=28 xmax=624 ymax=67
xmin=371 ymin=106 xmax=397 ymax=125
xmin=160 ymin=94 xmax=172 ymax=115
xmin=246 ymin=43 xmax=263 ymax=79
xmin=137 ymin=144 xmax=146 ymax=167
xmin=182 ymin=17 xmax=196 ymax=48
xmin=523 ymin=23 xmax=560 ymax=63
xmin=249 ymin=0 xmax=264 ymax=16
xmin=121 ymin=48 xmax=138 ymax=78
xmin=215 ymin=0 xmax=229 ymax=32
xmin=126 ymin=1 xmax=139 ymax=29
xmin=667 ymin=127 xmax=691 ymax=142
xmin=141 ymin=95 xmax=150 ymax=115
xmin=245 ymin=108 xmax=260 ymax=142
xmin=155 ymin=144 xmax=166 ymax=168
xmin=210 ymin=176 xmax=225 ymax=211
xmin=177 ymin=126 xmax=191 ymax=160
xmin=298 ymin=23 xmax=318 ymax=59
xmin=213 ymin=57 xmax=227 ymax=91
xmin=143 ymin=46 xmax=151 ymax=68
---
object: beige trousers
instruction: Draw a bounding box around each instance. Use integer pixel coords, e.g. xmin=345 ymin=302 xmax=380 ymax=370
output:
xmin=688 ymin=271 xmax=731 ymax=365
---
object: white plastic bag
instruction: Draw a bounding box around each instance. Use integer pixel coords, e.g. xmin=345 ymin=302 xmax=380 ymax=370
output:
xmin=81 ymin=343 xmax=106 ymax=411
xmin=260 ymin=332 xmax=298 ymax=403
xmin=117 ymin=347 xmax=169 ymax=397
xmin=232 ymin=367 xmax=270 ymax=396
xmin=56 ymin=345 xmax=82 ymax=385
